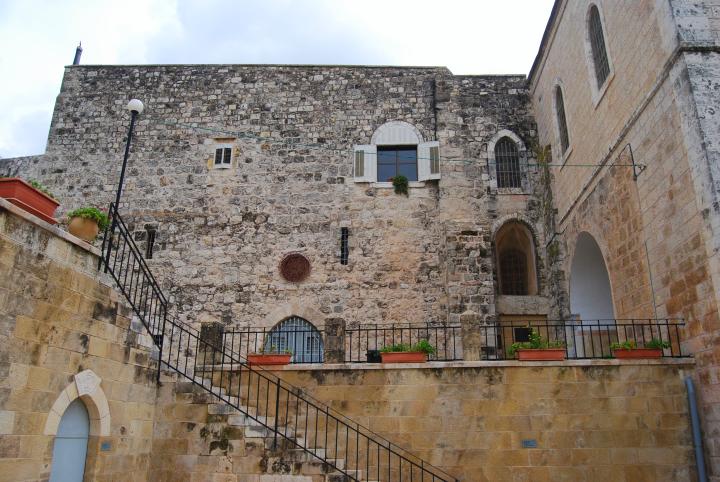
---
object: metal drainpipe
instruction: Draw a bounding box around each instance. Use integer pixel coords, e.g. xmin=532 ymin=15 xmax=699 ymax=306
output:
xmin=685 ymin=377 xmax=708 ymax=482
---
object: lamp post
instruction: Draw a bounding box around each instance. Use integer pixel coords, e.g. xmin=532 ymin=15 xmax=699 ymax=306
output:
xmin=113 ymin=98 xmax=144 ymax=211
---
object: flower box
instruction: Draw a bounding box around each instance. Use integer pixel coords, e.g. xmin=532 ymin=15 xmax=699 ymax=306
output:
xmin=0 ymin=178 xmax=59 ymax=224
xmin=380 ymin=352 xmax=427 ymax=363
xmin=246 ymin=353 xmax=292 ymax=366
xmin=515 ymin=348 xmax=566 ymax=361
xmin=612 ymin=348 xmax=663 ymax=359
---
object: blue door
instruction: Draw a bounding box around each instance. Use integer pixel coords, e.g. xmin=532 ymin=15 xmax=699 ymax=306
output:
xmin=49 ymin=399 xmax=90 ymax=482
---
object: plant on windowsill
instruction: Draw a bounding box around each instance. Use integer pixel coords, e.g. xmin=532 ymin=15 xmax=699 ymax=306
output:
xmin=0 ymin=177 xmax=60 ymax=224
xmin=390 ymin=175 xmax=409 ymax=196
xmin=508 ymin=329 xmax=566 ymax=361
xmin=380 ymin=339 xmax=435 ymax=363
xmin=611 ymin=339 xmax=669 ymax=359
xmin=66 ymin=207 xmax=110 ymax=242
xmin=247 ymin=345 xmax=293 ymax=366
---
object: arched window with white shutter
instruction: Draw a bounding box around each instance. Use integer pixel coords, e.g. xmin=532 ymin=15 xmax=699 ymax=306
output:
xmin=353 ymin=121 xmax=440 ymax=184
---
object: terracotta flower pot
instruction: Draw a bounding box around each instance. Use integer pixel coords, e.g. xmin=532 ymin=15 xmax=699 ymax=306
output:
xmin=380 ymin=352 xmax=428 ymax=363
xmin=0 ymin=178 xmax=59 ymax=224
xmin=246 ymin=353 xmax=292 ymax=366
xmin=68 ymin=216 xmax=100 ymax=242
xmin=613 ymin=348 xmax=663 ymax=359
xmin=515 ymin=348 xmax=566 ymax=361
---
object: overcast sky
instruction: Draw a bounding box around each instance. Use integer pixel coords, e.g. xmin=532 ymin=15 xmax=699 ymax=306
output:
xmin=0 ymin=0 xmax=553 ymax=158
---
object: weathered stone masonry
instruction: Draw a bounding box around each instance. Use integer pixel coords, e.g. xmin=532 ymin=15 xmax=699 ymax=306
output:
xmin=0 ymin=65 xmax=547 ymax=341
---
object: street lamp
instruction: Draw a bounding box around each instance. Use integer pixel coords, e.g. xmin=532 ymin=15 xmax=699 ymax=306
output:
xmin=113 ymin=99 xmax=144 ymax=211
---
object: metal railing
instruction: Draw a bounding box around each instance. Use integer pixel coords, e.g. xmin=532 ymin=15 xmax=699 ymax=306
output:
xmin=99 ymin=203 xmax=457 ymax=482
xmin=345 ymin=323 xmax=462 ymax=363
xmin=476 ymin=319 xmax=685 ymax=360
xmin=223 ymin=324 xmax=324 ymax=364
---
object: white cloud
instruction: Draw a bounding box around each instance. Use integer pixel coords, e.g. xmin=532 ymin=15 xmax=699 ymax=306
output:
xmin=0 ymin=0 xmax=553 ymax=158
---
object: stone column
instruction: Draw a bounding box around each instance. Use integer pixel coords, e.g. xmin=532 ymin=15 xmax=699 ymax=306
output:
xmin=199 ymin=322 xmax=225 ymax=366
xmin=324 ymin=318 xmax=346 ymax=363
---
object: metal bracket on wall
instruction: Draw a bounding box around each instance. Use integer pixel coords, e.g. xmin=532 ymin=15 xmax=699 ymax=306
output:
xmin=625 ymin=143 xmax=646 ymax=181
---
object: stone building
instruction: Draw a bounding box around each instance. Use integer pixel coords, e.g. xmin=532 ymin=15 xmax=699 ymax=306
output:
xmin=0 ymin=0 xmax=719 ymax=480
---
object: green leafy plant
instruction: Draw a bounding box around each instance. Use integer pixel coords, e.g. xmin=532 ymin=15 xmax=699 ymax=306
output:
xmin=28 ymin=180 xmax=56 ymax=200
xmin=391 ymin=175 xmax=409 ymax=196
xmin=67 ymin=207 xmax=110 ymax=231
xmin=646 ymin=339 xmax=670 ymax=350
xmin=258 ymin=344 xmax=293 ymax=355
xmin=611 ymin=339 xmax=669 ymax=350
xmin=508 ymin=329 xmax=565 ymax=357
xmin=380 ymin=340 xmax=436 ymax=355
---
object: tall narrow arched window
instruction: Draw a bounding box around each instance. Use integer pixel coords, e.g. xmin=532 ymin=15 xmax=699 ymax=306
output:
xmin=265 ymin=316 xmax=324 ymax=363
xmin=500 ymin=249 xmax=528 ymax=295
xmin=495 ymin=137 xmax=521 ymax=188
xmin=588 ymin=5 xmax=610 ymax=88
xmin=555 ymin=86 xmax=570 ymax=155
xmin=495 ymin=221 xmax=539 ymax=296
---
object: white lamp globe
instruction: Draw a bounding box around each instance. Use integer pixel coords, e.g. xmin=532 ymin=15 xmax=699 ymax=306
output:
xmin=126 ymin=99 xmax=144 ymax=114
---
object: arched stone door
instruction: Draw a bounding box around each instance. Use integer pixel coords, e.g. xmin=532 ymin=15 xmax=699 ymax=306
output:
xmin=49 ymin=399 xmax=90 ymax=482
xmin=570 ymin=232 xmax=615 ymax=321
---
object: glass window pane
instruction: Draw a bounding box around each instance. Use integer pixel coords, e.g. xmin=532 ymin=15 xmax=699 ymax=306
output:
xmin=377 ymin=164 xmax=396 ymax=182
xmin=377 ymin=150 xmax=396 ymax=163
xmin=398 ymin=163 xmax=417 ymax=181
xmin=397 ymin=149 xmax=417 ymax=162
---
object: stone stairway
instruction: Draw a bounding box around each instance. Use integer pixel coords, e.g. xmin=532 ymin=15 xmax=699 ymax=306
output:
xmin=150 ymin=370 xmax=382 ymax=481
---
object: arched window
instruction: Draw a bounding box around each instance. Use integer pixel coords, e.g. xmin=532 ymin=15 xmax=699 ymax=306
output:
xmin=495 ymin=137 xmax=522 ymax=188
xmin=265 ymin=316 xmax=324 ymax=363
xmin=588 ymin=5 xmax=610 ymax=89
xmin=49 ymin=399 xmax=90 ymax=482
xmin=495 ymin=221 xmax=538 ymax=296
xmin=500 ymin=249 xmax=528 ymax=295
xmin=555 ymin=86 xmax=570 ymax=155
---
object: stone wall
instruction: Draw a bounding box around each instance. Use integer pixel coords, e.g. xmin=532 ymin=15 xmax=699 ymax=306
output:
xmin=530 ymin=0 xmax=720 ymax=476
xmin=0 ymin=200 xmax=158 ymax=481
xmin=191 ymin=361 xmax=695 ymax=482
xmin=0 ymin=65 xmax=545 ymax=337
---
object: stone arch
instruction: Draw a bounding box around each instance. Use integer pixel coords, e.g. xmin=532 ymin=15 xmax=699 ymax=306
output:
xmin=262 ymin=301 xmax=325 ymax=331
xmin=44 ymin=370 xmax=110 ymax=437
xmin=371 ymin=121 xmax=424 ymax=146
xmin=493 ymin=219 xmax=540 ymax=296
xmin=569 ymin=232 xmax=615 ymax=321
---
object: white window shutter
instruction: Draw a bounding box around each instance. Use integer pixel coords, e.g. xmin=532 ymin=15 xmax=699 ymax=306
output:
xmin=418 ymin=141 xmax=440 ymax=181
xmin=353 ymin=145 xmax=376 ymax=182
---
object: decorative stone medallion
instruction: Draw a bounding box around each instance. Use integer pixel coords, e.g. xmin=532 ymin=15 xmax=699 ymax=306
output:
xmin=279 ymin=253 xmax=311 ymax=282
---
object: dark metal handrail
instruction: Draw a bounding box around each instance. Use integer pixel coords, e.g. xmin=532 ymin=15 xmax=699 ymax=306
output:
xmin=345 ymin=322 xmax=462 ymax=363
xmin=480 ymin=319 xmax=686 ymax=360
xmin=99 ymin=203 xmax=457 ymax=482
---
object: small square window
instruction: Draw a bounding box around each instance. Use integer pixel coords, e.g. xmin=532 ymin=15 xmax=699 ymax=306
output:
xmin=214 ymin=146 xmax=233 ymax=168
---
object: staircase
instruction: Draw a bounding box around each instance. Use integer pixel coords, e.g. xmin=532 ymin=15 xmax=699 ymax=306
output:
xmin=99 ymin=203 xmax=456 ymax=482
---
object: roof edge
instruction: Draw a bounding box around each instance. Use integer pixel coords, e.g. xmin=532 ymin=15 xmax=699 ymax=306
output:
xmin=528 ymin=0 xmax=563 ymax=86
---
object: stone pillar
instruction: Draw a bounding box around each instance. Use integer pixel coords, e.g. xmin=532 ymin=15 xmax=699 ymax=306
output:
xmin=324 ymin=318 xmax=346 ymax=363
xmin=199 ymin=322 xmax=225 ymax=365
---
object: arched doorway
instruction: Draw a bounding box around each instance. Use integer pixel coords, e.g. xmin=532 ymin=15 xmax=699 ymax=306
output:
xmin=570 ymin=232 xmax=614 ymax=321
xmin=49 ymin=399 xmax=90 ymax=482
xmin=265 ymin=316 xmax=324 ymax=363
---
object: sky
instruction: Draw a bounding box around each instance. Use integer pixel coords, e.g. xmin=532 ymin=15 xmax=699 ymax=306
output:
xmin=0 ymin=0 xmax=554 ymax=158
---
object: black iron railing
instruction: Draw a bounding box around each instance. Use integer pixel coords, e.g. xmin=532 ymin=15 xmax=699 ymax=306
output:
xmin=345 ymin=323 xmax=462 ymax=363
xmin=479 ymin=319 xmax=685 ymax=360
xmin=99 ymin=203 xmax=457 ymax=482
xmin=223 ymin=324 xmax=324 ymax=364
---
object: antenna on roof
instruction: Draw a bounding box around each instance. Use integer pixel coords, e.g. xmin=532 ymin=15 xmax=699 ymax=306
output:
xmin=73 ymin=42 xmax=83 ymax=65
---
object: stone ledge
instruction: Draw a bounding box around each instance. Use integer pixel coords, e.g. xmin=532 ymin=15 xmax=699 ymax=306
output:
xmin=0 ymin=197 xmax=100 ymax=255
xmin=204 ymin=357 xmax=695 ymax=372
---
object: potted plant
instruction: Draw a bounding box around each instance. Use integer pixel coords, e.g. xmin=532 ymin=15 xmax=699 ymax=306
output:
xmin=611 ymin=339 xmax=669 ymax=359
xmin=391 ymin=175 xmax=409 ymax=196
xmin=247 ymin=345 xmax=293 ymax=366
xmin=66 ymin=207 xmax=110 ymax=242
xmin=380 ymin=340 xmax=435 ymax=363
xmin=0 ymin=178 xmax=60 ymax=224
xmin=508 ymin=329 xmax=566 ymax=361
